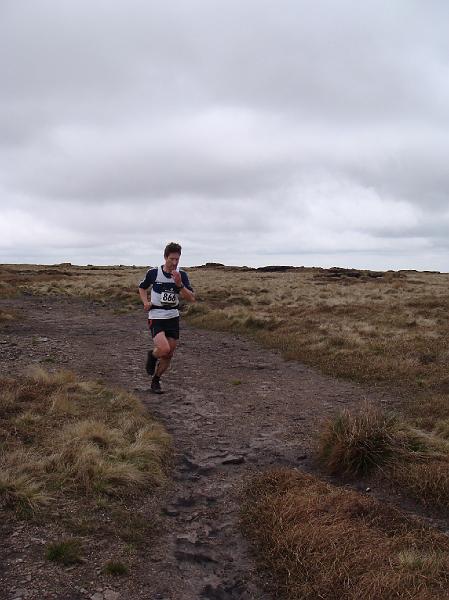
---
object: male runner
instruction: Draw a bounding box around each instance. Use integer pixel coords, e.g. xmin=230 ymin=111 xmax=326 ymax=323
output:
xmin=138 ymin=242 xmax=195 ymax=394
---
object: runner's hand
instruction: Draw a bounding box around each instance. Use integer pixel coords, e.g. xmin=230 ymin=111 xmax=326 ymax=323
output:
xmin=143 ymin=302 xmax=151 ymax=311
xmin=172 ymin=270 xmax=182 ymax=286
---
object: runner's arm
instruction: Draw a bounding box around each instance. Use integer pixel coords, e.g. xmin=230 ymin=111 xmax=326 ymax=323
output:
xmin=139 ymin=287 xmax=151 ymax=311
xmin=138 ymin=268 xmax=157 ymax=311
xmin=178 ymin=285 xmax=195 ymax=303
xmin=177 ymin=271 xmax=195 ymax=303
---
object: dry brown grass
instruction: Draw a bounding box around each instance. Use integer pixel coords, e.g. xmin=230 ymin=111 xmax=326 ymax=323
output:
xmin=0 ymin=264 xmax=142 ymax=310
xmin=183 ymin=267 xmax=449 ymax=434
xmin=0 ymin=308 xmax=16 ymax=323
xmin=241 ymin=468 xmax=449 ymax=600
xmin=0 ymin=367 xmax=171 ymax=542
xmin=317 ymin=403 xmax=449 ymax=513
xmin=176 ymin=266 xmax=449 ymax=567
xmin=388 ymin=460 xmax=449 ymax=513
xmin=4 ymin=263 xmax=449 ymax=429
xmin=0 ymin=267 xmax=20 ymax=299
xmin=186 ymin=268 xmax=449 ymax=382
xmin=3 ymin=263 xmax=449 ymax=510
xmin=317 ymin=403 xmax=414 ymax=476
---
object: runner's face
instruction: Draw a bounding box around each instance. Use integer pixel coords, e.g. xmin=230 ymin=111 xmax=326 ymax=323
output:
xmin=164 ymin=253 xmax=180 ymax=272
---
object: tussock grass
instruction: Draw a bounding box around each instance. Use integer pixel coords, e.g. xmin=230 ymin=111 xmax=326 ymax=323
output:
xmin=0 ymin=368 xmax=171 ymax=540
xmin=46 ymin=538 xmax=83 ymax=565
xmin=317 ymin=403 xmax=405 ymax=476
xmin=103 ymin=560 xmax=129 ymax=576
xmin=241 ymin=469 xmax=449 ymax=600
xmin=317 ymin=403 xmax=449 ymax=512
xmin=0 ymin=469 xmax=50 ymax=512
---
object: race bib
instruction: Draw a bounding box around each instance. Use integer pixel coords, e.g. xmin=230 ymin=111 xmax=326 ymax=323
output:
xmin=160 ymin=290 xmax=177 ymax=305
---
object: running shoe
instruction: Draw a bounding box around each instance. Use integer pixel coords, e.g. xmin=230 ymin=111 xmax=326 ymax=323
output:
xmin=150 ymin=376 xmax=163 ymax=394
xmin=146 ymin=351 xmax=158 ymax=376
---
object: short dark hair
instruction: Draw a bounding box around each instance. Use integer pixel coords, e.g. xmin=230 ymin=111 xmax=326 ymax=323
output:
xmin=164 ymin=242 xmax=182 ymax=258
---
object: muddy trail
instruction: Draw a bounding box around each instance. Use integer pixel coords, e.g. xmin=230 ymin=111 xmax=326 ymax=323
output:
xmin=0 ymin=296 xmax=396 ymax=600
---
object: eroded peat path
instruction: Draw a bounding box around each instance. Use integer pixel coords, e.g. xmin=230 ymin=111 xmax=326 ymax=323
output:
xmin=0 ymin=297 xmax=396 ymax=600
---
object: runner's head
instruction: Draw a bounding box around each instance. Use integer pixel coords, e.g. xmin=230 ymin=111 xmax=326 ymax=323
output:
xmin=164 ymin=242 xmax=181 ymax=272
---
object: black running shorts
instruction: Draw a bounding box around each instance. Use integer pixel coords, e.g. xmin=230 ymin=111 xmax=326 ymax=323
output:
xmin=148 ymin=317 xmax=180 ymax=340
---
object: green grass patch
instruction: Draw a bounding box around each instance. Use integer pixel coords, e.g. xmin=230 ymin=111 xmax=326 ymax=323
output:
xmin=46 ymin=538 xmax=83 ymax=566
xmin=103 ymin=560 xmax=129 ymax=576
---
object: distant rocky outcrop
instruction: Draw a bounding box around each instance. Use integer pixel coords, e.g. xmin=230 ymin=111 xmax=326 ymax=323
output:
xmin=314 ymin=267 xmax=386 ymax=280
xmin=194 ymin=262 xmax=225 ymax=268
xmin=256 ymin=265 xmax=294 ymax=273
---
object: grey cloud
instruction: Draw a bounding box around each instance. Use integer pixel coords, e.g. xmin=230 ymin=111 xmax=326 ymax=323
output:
xmin=1 ymin=0 xmax=449 ymax=269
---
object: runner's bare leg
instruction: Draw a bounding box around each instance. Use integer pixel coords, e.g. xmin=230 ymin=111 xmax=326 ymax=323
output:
xmin=153 ymin=334 xmax=177 ymax=377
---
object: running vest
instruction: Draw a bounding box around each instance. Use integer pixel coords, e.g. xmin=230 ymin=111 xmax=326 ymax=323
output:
xmin=149 ymin=266 xmax=180 ymax=320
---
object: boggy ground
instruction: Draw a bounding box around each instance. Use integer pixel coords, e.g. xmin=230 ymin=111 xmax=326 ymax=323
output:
xmin=1 ymin=296 xmax=402 ymax=600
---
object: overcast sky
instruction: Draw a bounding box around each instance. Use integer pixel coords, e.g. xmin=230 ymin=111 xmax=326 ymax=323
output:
xmin=1 ymin=1 xmax=448 ymax=271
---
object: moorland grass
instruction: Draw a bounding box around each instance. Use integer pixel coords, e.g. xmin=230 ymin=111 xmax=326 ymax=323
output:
xmin=0 ymin=367 xmax=171 ymax=543
xmin=183 ymin=268 xmax=449 ymax=500
xmin=183 ymin=268 xmax=449 ymax=422
xmin=317 ymin=403 xmax=406 ymax=476
xmin=388 ymin=459 xmax=449 ymax=513
xmin=46 ymin=538 xmax=83 ymax=565
xmin=317 ymin=403 xmax=449 ymax=513
xmin=3 ymin=263 xmax=449 ymax=584
xmin=4 ymin=262 xmax=449 ymax=429
xmin=241 ymin=468 xmax=449 ymax=600
xmin=0 ymin=264 xmax=142 ymax=310
xmin=103 ymin=560 xmax=129 ymax=576
xmin=4 ymin=266 xmax=449 ymax=481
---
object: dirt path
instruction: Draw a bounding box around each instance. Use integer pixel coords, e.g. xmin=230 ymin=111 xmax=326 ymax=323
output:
xmin=0 ymin=297 xmax=395 ymax=600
